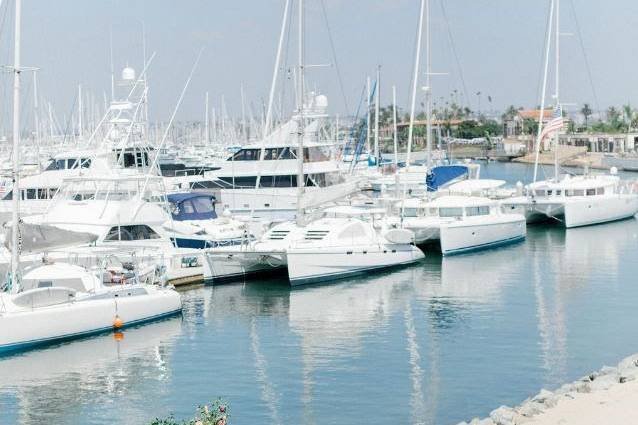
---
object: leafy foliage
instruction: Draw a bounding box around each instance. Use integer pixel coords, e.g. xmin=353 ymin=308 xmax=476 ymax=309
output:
xmin=151 ymin=399 xmax=230 ymax=425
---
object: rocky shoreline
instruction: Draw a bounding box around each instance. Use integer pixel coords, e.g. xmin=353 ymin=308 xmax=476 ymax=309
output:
xmin=458 ymin=353 xmax=638 ymax=425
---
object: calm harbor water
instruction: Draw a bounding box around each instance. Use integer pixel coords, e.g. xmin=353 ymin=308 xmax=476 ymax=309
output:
xmin=2 ymin=162 xmax=638 ymax=425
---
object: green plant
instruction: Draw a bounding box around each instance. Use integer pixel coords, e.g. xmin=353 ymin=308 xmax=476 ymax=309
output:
xmin=151 ymin=399 xmax=230 ymax=425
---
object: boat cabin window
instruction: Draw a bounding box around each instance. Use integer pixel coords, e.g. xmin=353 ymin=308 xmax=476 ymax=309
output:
xmin=402 ymin=208 xmax=418 ymax=217
xmin=104 ymin=225 xmax=161 ymax=241
xmin=230 ymin=149 xmax=260 ymax=161
xmin=117 ymin=151 xmax=150 ymax=168
xmin=556 ymin=190 xmax=562 ymax=196
xmin=182 ymin=202 xmax=195 ymax=214
xmin=466 ymin=206 xmax=490 ymax=216
xmin=534 ymin=190 xmax=546 ymax=197
xmin=47 ymin=158 xmax=91 ymax=170
xmin=586 ymin=188 xmax=596 ymax=196
xmin=574 ymin=189 xmax=585 ymax=196
xmin=439 ymin=207 xmax=464 ymax=218
xmin=596 ymin=187 xmax=604 ymax=195
xmin=191 ymin=196 xmax=215 ymax=213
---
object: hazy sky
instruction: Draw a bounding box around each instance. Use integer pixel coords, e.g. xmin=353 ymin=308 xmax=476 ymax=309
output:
xmin=2 ymin=0 xmax=636 ymax=125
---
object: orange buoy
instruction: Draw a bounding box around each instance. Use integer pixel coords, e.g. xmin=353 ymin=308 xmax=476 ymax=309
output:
xmin=113 ymin=331 xmax=124 ymax=341
xmin=113 ymin=315 xmax=124 ymax=329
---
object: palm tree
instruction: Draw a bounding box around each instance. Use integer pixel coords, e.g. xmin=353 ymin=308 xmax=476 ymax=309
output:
xmin=580 ymin=103 xmax=592 ymax=129
xmin=501 ymin=105 xmax=518 ymax=122
xmin=623 ymin=104 xmax=634 ymax=131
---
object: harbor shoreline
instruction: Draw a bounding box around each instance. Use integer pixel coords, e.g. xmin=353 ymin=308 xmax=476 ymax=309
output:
xmin=459 ymin=352 xmax=638 ymax=425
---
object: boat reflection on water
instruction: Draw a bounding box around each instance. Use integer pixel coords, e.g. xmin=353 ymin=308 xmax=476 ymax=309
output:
xmin=284 ymin=247 xmax=523 ymax=424
xmin=0 ymin=317 xmax=182 ymax=425
xmin=528 ymin=219 xmax=636 ymax=388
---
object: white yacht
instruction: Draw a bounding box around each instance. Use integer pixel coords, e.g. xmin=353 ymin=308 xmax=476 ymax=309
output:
xmin=0 ymin=65 xmax=156 ymax=222
xmin=501 ymin=171 xmax=638 ymax=228
xmin=286 ymin=206 xmax=424 ymax=285
xmin=393 ymin=195 xmax=526 ymax=255
xmin=177 ymin=94 xmax=361 ymax=219
xmin=0 ymin=261 xmax=181 ymax=354
xmin=17 ymin=173 xmax=206 ymax=285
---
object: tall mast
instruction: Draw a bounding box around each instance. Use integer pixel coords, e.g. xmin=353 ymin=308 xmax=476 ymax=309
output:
xmin=553 ymin=0 xmax=560 ymax=180
xmin=11 ymin=0 xmax=22 ymax=291
xmin=33 ymin=69 xmax=41 ymax=170
xmin=240 ymin=83 xmax=247 ymax=142
xmin=374 ymin=65 xmax=380 ymax=166
xmin=204 ymin=91 xmax=210 ymax=143
xmin=256 ymin=0 xmax=291 ymax=189
xmin=296 ymin=0 xmax=305 ymax=226
xmin=78 ymin=84 xmax=83 ymax=140
xmin=533 ymin=0 xmax=555 ymax=183
xmin=366 ymin=76 xmax=371 ymax=155
xmin=406 ymin=0 xmax=426 ymax=171
xmin=425 ymin=0 xmax=432 ymax=169
xmin=392 ymin=85 xmax=398 ymax=168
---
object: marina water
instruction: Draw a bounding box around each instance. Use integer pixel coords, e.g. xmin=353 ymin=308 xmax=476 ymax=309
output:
xmin=2 ymin=162 xmax=638 ymax=425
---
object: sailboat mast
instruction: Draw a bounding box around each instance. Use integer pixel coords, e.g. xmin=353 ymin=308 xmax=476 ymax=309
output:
xmin=205 ymin=91 xmax=210 ymax=143
xmin=554 ymin=0 xmax=560 ymax=180
xmin=425 ymin=0 xmax=432 ymax=169
xmin=532 ymin=0 xmax=555 ymax=183
xmin=78 ymin=84 xmax=83 ymax=139
xmin=11 ymin=0 xmax=22 ymax=291
xmin=406 ymin=0 xmax=426 ymax=171
xmin=374 ymin=65 xmax=380 ymax=166
xmin=296 ymin=0 xmax=305 ymax=226
xmin=392 ymin=85 xmax=398 ymax=168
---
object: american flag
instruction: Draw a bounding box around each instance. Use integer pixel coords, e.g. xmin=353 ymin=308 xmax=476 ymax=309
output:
xmin=539 ymin=104 xmax=565 ymax=141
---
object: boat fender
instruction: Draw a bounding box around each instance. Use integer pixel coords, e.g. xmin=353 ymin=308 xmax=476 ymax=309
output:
xmin=113 ymin=315 xmax=124 ymax=329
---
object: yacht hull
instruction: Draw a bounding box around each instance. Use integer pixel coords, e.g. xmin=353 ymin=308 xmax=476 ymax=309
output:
xmin=440 ymin=216 xmax=526 ymax=255
xmin=563 ymin=195 xmax=638 ymax=228
xmin=287 ymin=245 xmax=424 ymax=286
xmin=0 ymin=288 xmax=182 ymax=354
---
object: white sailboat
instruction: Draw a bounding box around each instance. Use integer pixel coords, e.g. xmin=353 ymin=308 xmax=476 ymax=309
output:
xmin=501 ymin=0 xmax=638 ymax=228
xmin=379 ymin=0 xmax=526 ymax=255
xmin=0 ymin=0 xmax=182 ymax=355
xmin=203 ymin=0 xmax=424 ymax=285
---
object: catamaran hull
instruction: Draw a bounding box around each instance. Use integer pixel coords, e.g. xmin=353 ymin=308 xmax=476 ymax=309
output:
xmin=0 ymin=289 xmax=182 ymax=354
xmin=287 ymin=245 xmax=424 ymax=286
xmin=440 ymin=217 xmax=526 ymax=255
xmin=563 ymin=195 xmax=638 ymax=228
xmin=202 ymin=251 xmax=287 ymax=283
xmin=501 ymin=198 xmax=565 ymax=224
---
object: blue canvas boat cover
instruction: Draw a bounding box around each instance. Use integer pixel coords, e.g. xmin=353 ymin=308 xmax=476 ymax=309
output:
xmin=167 ymin=193 xmax=218 ymax=221
xmin=426 ymin=165 xmax=468 ymax=192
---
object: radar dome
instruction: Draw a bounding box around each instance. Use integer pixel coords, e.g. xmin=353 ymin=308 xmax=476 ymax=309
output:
xmin=122 ymin=67 xmax=136 ymax=81
xmin=315 ymin=94 xmax=328 ymax=109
